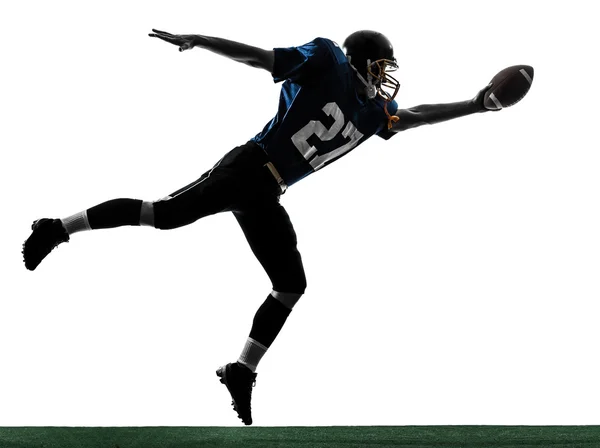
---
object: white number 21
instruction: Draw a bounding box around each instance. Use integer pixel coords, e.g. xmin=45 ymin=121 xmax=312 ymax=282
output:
xmin=291 ymin=102 xmax=364 ymax=171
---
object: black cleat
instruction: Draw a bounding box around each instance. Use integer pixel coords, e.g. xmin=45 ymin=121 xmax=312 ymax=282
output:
xmin=22 ymin=218 xmax=69 ymax=271
xmin=216 ymin=362 xmax=257 ymax=425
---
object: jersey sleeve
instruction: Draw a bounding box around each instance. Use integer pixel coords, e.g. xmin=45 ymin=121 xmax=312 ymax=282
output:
xmin=376 ymin=99 xmax=400 ymax=140
xmin=272 ymin=38 xmax=332 ymax=83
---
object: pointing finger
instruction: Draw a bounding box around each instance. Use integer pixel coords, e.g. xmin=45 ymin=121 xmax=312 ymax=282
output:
xmin=152 ymin=29 xmax=174 ymax=36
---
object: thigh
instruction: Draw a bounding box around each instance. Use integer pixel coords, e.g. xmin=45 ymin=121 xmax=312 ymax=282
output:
xmin=153 ymin=155 xmax=240 ymax=230
xmin=233 ymin=198 xmax=306 ymax=294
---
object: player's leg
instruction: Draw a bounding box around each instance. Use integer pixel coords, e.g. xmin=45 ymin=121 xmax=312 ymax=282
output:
xmin=233 ymin=201 xmax=306 ymax=372
xmin=22 ymin=144 xmax=253 ymax=271
xmin=22 ymin=179 xmax=206 ymax=271
xmin=217 ymin=196 xmax=306 ymax=425
xmin=64 ymin=152 xmax=233 ymax=233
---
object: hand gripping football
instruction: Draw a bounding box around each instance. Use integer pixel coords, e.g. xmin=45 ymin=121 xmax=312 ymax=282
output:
xmin=484 ymin=65 xmax=534 ymax=110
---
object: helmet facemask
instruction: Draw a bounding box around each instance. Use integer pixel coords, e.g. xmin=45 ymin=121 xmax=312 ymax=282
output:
xmin=367 ymin=58 xmax=400 ymax=103
xmin=362 ymin=58 xmax=401 ymax=129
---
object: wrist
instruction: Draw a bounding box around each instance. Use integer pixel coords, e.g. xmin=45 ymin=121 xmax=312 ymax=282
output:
xmin=468 ymin=98 xmax=485 ymax=113
xmin=191 ymin=35 xmax=206 ymax=49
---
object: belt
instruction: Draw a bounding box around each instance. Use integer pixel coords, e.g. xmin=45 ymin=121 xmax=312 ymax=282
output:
xmin=264 ymin=161 xmax=288 ymax=194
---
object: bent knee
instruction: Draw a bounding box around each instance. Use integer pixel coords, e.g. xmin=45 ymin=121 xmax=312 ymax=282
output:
xmin=272 ymin=288 xmax=305 ymax=310
xmin=140 ymin=196 xmax=176 ymax=229
xmin=139 ymin=201 xmax=155 ymax=227
xmin=271 ymin=268 xmax=307 ymax=310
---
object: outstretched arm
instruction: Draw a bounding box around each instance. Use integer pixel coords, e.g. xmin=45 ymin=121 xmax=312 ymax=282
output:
xmin=388 ymin=84 xmax=494 ymax=134
xmin=149 ymin=29 xmax=274 ymax=73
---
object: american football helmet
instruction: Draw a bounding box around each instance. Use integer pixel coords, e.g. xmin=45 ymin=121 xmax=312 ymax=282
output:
xmin=343 ymin=30 xmax=400 ymax=128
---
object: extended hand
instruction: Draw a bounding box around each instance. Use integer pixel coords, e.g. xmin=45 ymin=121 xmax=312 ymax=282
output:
xmin=472 ymin=83 xmax=495 ymax=112
xmin=149 ymin=29 xmax=197 ymax=52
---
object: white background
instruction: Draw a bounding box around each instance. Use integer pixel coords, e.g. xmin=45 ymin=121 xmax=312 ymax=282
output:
xmin=1 ymin=0 xmax=599 ymax=426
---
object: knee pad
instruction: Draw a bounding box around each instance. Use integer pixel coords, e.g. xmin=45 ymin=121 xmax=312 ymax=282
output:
xmin=272 ymin=290 xmax=304 ymax=310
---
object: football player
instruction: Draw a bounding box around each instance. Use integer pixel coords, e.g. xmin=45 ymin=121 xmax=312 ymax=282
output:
xmin=22 ymin=29 xmax=496 ymax=425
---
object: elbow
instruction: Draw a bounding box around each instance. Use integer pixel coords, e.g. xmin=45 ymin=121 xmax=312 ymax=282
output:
xmin=236 ymin=49 xmax=274 ymax=73
xmin=252 ymin=49 xmax=274 ymax=73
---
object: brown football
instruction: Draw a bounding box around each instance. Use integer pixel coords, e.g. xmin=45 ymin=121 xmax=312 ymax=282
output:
xmin=484 ymin=65 xmax=534 ymax=110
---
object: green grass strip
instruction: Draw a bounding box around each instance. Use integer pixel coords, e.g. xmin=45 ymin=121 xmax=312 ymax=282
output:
xmin=0 ymin=426 xmax=599 ymax=448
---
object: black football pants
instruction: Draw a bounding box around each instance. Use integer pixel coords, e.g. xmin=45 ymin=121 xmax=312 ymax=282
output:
xmin=153 ymin=141 xmax=307 ymax=295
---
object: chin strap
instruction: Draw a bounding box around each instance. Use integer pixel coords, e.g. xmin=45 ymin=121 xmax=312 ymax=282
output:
xmin=348 ymin=57 xmax=377 ymax=99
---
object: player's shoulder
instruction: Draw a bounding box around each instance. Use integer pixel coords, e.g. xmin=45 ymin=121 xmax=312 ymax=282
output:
xmin=310 ymin=37 xmax=347 ymax=63
xmin=310 ymin=37 xmax=338 ymax=49
xmin=284 ymin=37 xmax=347 ymax=74
xmin=285 ymin=37 xmax=335 ymax=65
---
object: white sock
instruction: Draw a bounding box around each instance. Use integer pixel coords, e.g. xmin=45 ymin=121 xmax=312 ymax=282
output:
xmin=61 ymin=211 xmax=91 ymax=235
xmin=237 ymin=338 xmax=268 ymax=373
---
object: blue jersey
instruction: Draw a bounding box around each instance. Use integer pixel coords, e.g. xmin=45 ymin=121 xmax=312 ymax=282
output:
xmin=251 ymin=37 xmax=398 ymax=187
